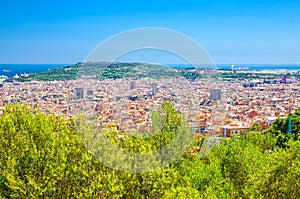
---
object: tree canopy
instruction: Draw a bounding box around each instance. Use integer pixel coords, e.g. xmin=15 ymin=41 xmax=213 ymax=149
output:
xmin=0 ymin=104 xmax=299 ymax=198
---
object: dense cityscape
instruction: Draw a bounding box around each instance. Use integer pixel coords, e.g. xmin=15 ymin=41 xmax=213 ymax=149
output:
xmin=1 ymin=66 xmax=299 ymax=137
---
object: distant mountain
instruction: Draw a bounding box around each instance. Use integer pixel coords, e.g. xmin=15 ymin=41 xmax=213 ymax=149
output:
xmin=27 ymin=62 xmax=181 ymax=81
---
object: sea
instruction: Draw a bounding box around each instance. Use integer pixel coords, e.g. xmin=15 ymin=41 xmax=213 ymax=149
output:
xmin=0 ymin=63 xmax=299 ymax=77
xmin=0 ymin=64 xmax=70 ymax=77
xmin=167 ymin=64 xmax=300 ymax=71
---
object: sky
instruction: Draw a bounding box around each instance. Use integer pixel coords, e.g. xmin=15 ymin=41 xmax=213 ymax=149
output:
xmin=0 ymin=0 xmax=300 ymax=64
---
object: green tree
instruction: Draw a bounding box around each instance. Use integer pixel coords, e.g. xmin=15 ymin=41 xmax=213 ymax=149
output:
xmin=1 ymin=104 xmax=300 ymax=198
xmin=267 ymin=109 xmax=300 ymax=148
xmin=249 ymin=123 xmax=262 ymax=131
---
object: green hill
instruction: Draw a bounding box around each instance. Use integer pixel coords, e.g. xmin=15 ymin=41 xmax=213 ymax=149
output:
xmin=27 ymin=62 xmax=181 ymax=81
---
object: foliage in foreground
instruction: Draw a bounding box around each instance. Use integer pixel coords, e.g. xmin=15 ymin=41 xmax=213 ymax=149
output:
xmin=267 ymin=109 xmax=300 ymax=148
xmin=0 ymin=104 xmax=299 ymax=198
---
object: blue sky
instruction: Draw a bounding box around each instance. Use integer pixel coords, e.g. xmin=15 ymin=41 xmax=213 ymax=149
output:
xmin=0 ymin=0 xmax=300 ymax=64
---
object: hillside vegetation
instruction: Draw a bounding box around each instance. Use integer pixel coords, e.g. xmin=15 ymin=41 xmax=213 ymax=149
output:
xmin=28 ymin=62 xmax=181 ymax=81
xmin=23 ymin=62 xmax=297 ymax=82
xmin=0 ymin=104 xmax=299 ymax=198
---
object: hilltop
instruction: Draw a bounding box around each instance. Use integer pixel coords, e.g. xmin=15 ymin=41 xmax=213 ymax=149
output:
xmin=22 ymin=62 xmax=296 ymax=82
xmin=27 ymin=62 xmax=182 ymax=81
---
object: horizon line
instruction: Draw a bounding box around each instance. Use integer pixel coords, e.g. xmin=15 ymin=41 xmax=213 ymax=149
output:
xmin=1 ymin=62 xmax=300 ymax=65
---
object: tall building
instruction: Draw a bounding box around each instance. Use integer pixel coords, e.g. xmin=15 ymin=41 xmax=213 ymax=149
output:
xmin=130 ymin=81 xmax=136 ymax=90
xmin=282 ymin=74 xmax=287 ymax=84
xmin=75 ymin=88 xmax=84 ymax=100
xmin=152 ymin=83 xmax=157 ymax=96
xmin=210 ymin=89 xmax=222 ymax=101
